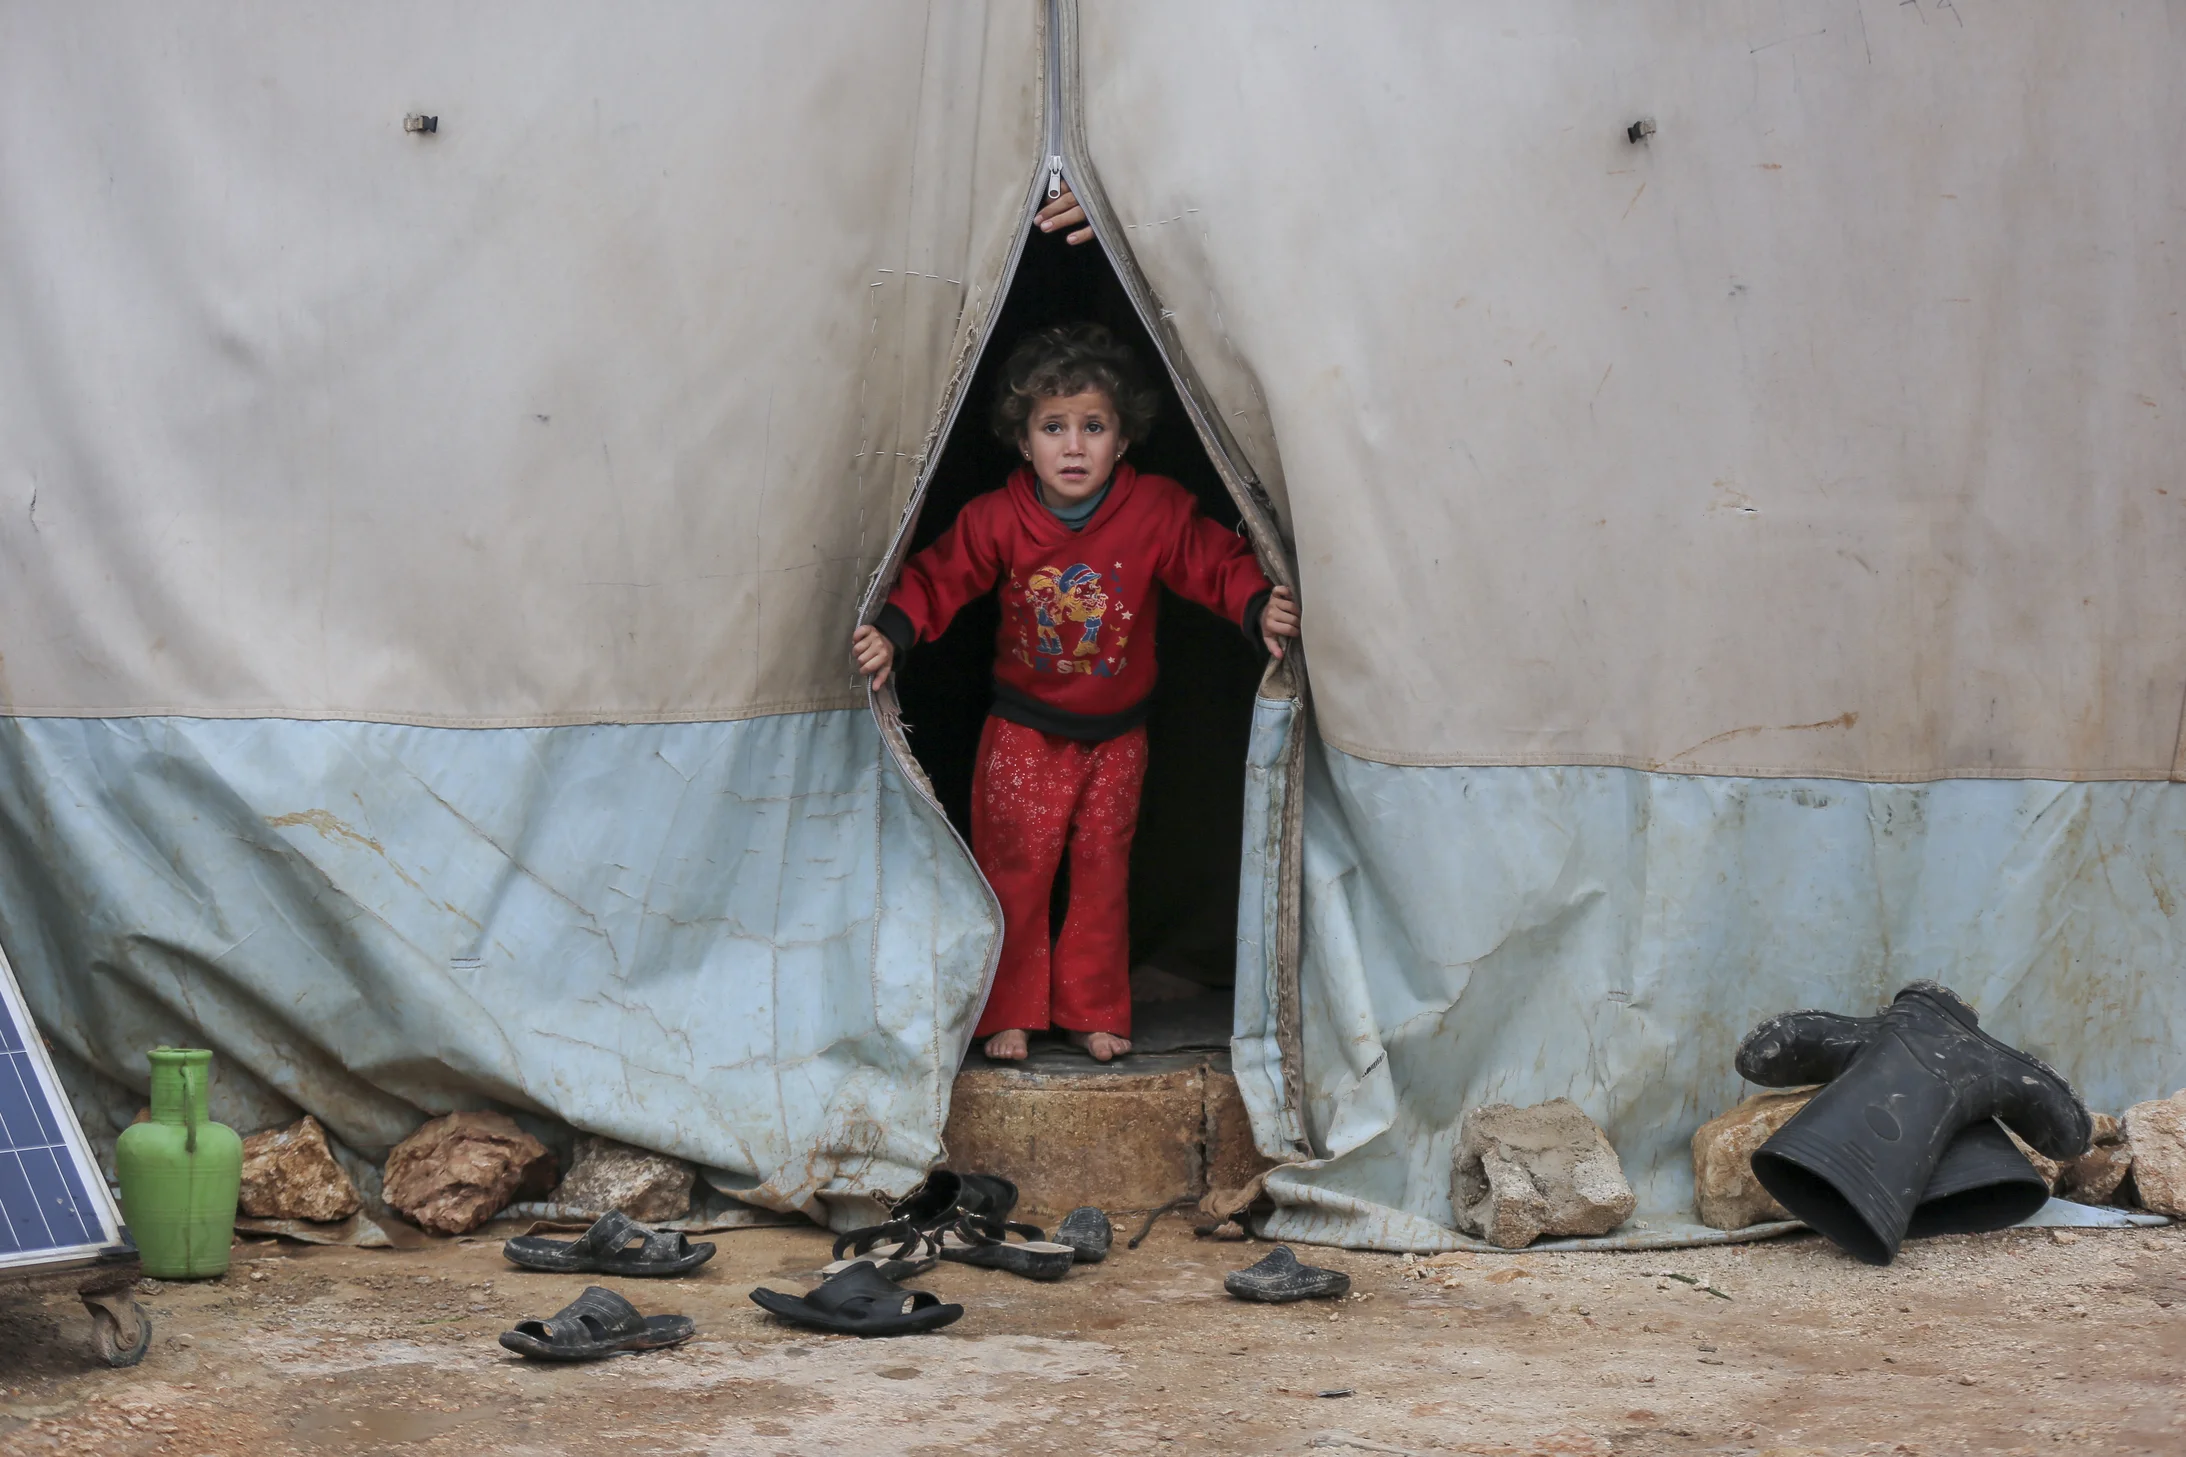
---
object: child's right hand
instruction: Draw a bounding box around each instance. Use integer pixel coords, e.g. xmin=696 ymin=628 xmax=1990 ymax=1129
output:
xmin=1035 ymin=185 xmax=1094 ymax=245
xmin=851 ymin=624 xmax=896 ymax=690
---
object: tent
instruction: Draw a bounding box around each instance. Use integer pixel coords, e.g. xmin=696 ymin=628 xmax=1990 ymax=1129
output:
xmin=2 ymin=1 xmax=2180 ymax=1244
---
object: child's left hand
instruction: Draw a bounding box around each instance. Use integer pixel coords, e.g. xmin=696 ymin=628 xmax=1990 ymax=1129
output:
xmin=1261 ymin=584 xmax=1300 ymax=659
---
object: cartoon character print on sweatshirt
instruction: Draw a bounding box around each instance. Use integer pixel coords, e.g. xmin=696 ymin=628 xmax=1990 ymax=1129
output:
xmin=1028 ymin=564 xmax=1108 ymax=657
xmin=1011 ymin=562 xmax=1134 ymax=677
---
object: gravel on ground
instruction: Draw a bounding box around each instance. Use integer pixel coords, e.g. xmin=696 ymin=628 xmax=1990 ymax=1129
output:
xmin=2 ymin=1219 xmax=2182 ymax=1455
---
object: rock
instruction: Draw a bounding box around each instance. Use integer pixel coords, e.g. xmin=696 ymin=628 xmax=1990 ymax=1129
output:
xmin=238 ymin=1115 xmax=363 ymax=1222
xmin=2121 ymin=1091 xmax=2186 ymax=1217
xmin=2061 ymin=1144 xmax=2133 ymax=1205
xmin=551 ymin=1136 xmax=694 ymax=1222
xmin=381 ymin=1111 xmax=557 ymax=1234
xmin=2002 ymin=1125 xmax=2065 ymax=1192
xmin=1452 ymin=1098 xmax=1636 ymax=1248
xmin=1691 ymin=1088 xmax=1816 ymax=1230
xmin=2060 ymin=1113 xmax=2131 ymax=1206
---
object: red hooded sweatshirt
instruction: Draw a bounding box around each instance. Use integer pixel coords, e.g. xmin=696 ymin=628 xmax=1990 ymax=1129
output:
xmin=878 ymin=464 xmax=1271 ymax=740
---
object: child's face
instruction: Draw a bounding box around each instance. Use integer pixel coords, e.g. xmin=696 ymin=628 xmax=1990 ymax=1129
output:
xmin=1022 ymin=390 xmax=1127 ymax=506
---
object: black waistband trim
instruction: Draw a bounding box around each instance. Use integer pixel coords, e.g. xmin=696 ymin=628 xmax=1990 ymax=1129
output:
xmin=988 ymin=680 xmax=1151 ymax=742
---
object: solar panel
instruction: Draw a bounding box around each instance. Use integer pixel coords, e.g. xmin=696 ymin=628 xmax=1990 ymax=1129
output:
xmin=0 ymin=944 xmax=125 ymax=1271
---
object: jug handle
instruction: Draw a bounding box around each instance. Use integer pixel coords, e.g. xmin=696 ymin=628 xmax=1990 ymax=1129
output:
xmin=182 ymin=1061 xmax=199 ymax=1155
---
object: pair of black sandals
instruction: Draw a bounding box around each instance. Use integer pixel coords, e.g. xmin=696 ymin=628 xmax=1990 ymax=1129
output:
xmin=496 ymin=1240 xmax=1346 ymax=1363
xmin=749 ymin=1173 xmax=1114 ymax=1338
xmin=488 ymin=1174 xmax=1333 ymax=1351
xmin=494 ymin=1209 xmax=717 ymax=1361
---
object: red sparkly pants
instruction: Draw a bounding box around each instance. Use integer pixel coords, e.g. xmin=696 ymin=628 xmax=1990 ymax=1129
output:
xmin=971 ymin=715 xmax=1147 ymax=1038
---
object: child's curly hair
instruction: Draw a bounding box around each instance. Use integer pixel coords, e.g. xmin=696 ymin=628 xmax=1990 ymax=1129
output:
xmin=990 ymin=323 xmax=1162 ymax=445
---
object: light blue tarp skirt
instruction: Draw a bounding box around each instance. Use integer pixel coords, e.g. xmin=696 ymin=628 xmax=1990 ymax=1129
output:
xmin=0 ymin=710 xmax=997 ymax=1220
xmin=1235 ymin=699 xmax=2186 ymax=1250
xmin=10 ymin=699 xmax=2180 ymax=1246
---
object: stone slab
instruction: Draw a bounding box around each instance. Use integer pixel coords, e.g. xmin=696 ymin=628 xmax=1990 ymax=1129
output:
xmin=943 ymin=1059 xmax=1273 ymax=1216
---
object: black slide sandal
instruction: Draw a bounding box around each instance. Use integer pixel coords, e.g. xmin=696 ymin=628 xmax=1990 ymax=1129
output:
xmin=937 ymin=1213 xmax=1075 ymax=1281
xmin=502 ymin=1210 xmax=716 ymax=1277
xmin=749 ymin=1264 xmax=964 ymax=1337
xmin=498 ymin=1286 xmax=695 ymax=1360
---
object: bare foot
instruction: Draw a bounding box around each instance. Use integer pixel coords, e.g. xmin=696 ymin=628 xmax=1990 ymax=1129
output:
xmin=1068 ymin=1030 xmax=1132 ymax=1063
xmin=984 ymin=1029 xmax=1030 ymax=1061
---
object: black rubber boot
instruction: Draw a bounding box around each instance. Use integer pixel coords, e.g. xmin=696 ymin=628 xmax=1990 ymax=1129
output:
xmin=1734 ymin=993 xmax=2055 ymax=1239
xmin=1751 ymin=982 xmax=2089 ymax=1264
xmin=1735 ymin=984 xmax=1977 ymax=1087
xmin=1903 ymin=1119 xmax=2054 ymax=1240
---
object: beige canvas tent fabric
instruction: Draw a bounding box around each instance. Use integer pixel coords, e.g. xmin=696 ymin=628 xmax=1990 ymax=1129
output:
xmin=1083 ymin=0 xmax=2186 ymax=781
xmin=0 ymin=2 xmax=1036 ymax=727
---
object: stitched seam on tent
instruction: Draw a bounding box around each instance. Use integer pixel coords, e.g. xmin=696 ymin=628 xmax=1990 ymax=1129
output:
xmin=2170 ymin=677 xmax=2186 ymax=783
xmin=1314 ymin=731 xmax=2183 ymax=784
xmin=0 ymin=695 xmax=868 ymax=729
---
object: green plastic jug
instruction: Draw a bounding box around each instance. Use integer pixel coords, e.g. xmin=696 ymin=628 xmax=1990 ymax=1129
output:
xmin=115 ymin=1047 xmax=242 ymax=1279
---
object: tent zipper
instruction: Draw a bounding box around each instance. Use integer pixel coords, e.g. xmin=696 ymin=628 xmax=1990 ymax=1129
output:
xmin=1043 ymin=0 xmax=1066 ymax=200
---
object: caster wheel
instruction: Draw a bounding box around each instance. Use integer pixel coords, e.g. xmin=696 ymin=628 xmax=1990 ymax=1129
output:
xmin=90 ymin=1299 xmax=152 ymax=1368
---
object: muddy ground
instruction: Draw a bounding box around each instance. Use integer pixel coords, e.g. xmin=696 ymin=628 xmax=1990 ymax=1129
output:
xmin=2 ymin=1218 xmax=2182 ymax=1455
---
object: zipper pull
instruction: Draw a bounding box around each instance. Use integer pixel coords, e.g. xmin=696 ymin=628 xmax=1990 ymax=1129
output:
xmin=1046 ymin=156 xmax=1065 ymax=201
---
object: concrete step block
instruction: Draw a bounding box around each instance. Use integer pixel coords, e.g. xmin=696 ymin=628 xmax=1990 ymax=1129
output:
xmin=943 ymin=1056 xmax=1273 ymax=1217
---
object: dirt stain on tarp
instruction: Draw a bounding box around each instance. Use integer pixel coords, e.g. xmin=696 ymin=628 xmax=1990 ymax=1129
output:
xmin=265 ymin=808 xmax=429 ymax=898
xmin=1667 ymin=711 xmax=1859 ymax=765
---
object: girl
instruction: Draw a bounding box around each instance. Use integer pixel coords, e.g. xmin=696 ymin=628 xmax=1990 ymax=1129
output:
xmin=853 ymin=324 xmax=1299 ymax=1062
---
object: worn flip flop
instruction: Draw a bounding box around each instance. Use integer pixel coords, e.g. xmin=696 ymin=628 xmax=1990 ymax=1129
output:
xmin=497 ymin=1286 xmax=695 ymax=1360
xmin=936 ymin=1213 xmax=1075 ymax=1281
xmin=890 ymin=1171 xmax=1021 ymax=1232
xmin=888 ymin=1171 xmax=966 ymax=1231
xmin=1224 ymin=1245 xmax=1350 ymax=1303
xmin=958 ymin=1174 xmax=1019 ymax=1220
xmin=749 ymin=1263 xmax=964 ymax=1337
xmin=501 ymin=1210 xmax=716 ymax=1278
xmin=822 ymin=1218 xmax=941 ymax=1281
xmin=1055 ymin=1206 xmax=1113 ymax=1264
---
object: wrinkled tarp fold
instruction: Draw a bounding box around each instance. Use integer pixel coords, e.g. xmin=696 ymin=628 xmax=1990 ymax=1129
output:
xmin=0 ymin=712 xmax=997 ymax=1220
xmin=1235 ymin=737 xmax=2186 ymax=1249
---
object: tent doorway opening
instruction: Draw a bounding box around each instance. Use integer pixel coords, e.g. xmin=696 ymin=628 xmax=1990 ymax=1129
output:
xmin=894 ymin=222 xmax=1263 ymax=1052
